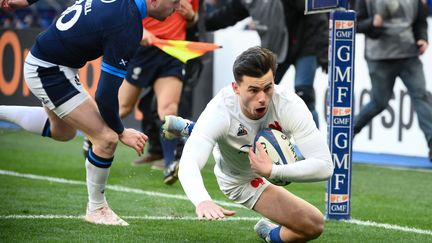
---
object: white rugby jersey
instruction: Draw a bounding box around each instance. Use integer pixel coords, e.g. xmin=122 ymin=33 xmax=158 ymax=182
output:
xmin=178 ymin=84 xmax=333 ymax=206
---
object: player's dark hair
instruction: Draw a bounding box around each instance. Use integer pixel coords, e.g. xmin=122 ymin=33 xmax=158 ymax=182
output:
xmin=232 ymin=46 xmax=277 ymax=83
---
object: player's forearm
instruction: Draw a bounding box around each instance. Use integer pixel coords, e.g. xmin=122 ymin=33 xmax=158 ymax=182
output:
xmin=270 ymin=157 xmax=333 ymax=182
xmin=178 ymin=160 xmax=212 ymax=207
xmin=95 ymin=72 xmax=125 ymax=134
xmin=178 ymin=135 xmax=214 ymax=206
xmin=270 ymin=135 xmax=333 ymax=182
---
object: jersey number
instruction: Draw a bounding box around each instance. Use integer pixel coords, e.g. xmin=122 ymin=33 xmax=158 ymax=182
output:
xmin=56 ymin=0 xmax=85 ymax=31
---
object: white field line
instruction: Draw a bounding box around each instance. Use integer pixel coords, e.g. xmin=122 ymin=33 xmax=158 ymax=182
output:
xmin=0 ymin=169 xmax=242 ymax=208
xmin=343 ymin=219 xmax=432 ymax=236
xmin=361 ymin=164 xmax=432 ymax=173
xmin=1 ymin=169 xmax=432 ymax=236
xmin=0 ymin=214 xmax=260 ymax=221
xmin=1 ymin=215 xmax=432 ymax=236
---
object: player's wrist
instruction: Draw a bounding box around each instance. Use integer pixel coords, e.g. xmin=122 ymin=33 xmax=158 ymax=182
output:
xmin=118 ymin=127 xmax=126 ymax=137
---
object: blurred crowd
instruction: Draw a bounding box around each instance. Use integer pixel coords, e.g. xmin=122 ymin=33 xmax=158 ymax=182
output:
xmin=0 ymin=0 xmax=73 ymax=28
xmin=1 ymin=0 xmax=431 ymax=29
xmin=0 ymin=0 xmax=231 ymax=29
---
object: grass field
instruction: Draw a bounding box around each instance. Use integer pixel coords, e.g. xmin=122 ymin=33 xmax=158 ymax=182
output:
xmin=1 ymin=128 xmax=431 ymax=242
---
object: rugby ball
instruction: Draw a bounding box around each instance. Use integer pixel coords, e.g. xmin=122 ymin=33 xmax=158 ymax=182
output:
xmin=253 ymin=128 xmax=298 ymax=186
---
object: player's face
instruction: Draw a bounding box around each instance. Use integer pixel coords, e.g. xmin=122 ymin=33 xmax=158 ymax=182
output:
xmin=150 ymin=0 xmax=180 ymax=21
xmin=232 ymin=70 xmax=275 ymax=120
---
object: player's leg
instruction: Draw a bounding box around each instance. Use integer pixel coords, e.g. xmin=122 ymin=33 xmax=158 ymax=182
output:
xmin=82 ymin=72 xmax=141 ymax=159
xmin=62 ymin=98 xmax=127 ymax=226
xmin=154 ymin=76 xmax=183 ymax=122
xmin=253 ymin=184 xmax=324 ymax=242
xmin=118 ymin=80 xmax=142 ymax=118
xmin=122 ymin=46 xmax=164 ymax=165
xmin=0 ymin=59 xmax=78 ymax=141
xmin=153 ymin=75 xmax=183 ymax=184
xmin=22 ymin=54 xmax=125 ymax=225
xmin=294 ymin=55 xmax=319 ymax=128
xmin=353 ymin=60 xmax=396 ymax=135
xmin=0 ymin=105 xmax=76 ymax=140
xmin=134 ymin=90 xmax=164 ymax=165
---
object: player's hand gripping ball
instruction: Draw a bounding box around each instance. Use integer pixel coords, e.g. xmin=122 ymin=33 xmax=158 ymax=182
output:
xmin=253 ymin=128 xmax=298 ymax=186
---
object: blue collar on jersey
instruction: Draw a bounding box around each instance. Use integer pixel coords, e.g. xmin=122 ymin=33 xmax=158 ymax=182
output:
xmin=134 ymin=0 xmax=147 ymax=19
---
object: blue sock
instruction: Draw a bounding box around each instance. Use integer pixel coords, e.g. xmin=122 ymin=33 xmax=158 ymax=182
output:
xmin=269 ymin=226 xmax=284 ymax=243
xmin=160 ymin=134 xmax=178 ymax=168
xmin=41 ymin=119 xmax=51 ymax=137
xmin=188 ymin=122 xmax=195 ymax=135
xmin=87 ymin=147 xmax=113 ymax=168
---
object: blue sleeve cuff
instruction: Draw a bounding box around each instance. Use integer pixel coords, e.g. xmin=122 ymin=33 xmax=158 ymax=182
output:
xmin=101 ymin=62 xmax=127 ymax=79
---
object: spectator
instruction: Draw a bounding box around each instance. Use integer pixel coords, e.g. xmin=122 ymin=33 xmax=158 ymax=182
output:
xmin=354 ymin=0 xmax=432 ymax=161
xmin=276 ymin=0 xmax=328 ymax=128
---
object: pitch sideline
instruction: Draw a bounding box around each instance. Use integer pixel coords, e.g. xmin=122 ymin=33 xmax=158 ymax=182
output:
xmin=0 ymin=169 xmax=431 ymax=236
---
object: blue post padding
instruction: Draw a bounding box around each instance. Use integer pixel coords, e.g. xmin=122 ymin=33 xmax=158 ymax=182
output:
xmin=326 ymin=10 xmax=356 ymax=220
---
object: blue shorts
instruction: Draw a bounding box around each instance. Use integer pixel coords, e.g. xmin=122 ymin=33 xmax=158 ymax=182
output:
xmin=125 ymin=46 xmax=185 ymax=88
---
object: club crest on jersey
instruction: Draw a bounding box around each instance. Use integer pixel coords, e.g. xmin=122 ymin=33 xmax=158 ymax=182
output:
xmin=237 ymin=124 xmax=247 ymax=136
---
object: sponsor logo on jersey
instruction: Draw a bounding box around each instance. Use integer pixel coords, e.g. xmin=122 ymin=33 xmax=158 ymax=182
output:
xmin=236 ymin=123 xmax=247 ymax=136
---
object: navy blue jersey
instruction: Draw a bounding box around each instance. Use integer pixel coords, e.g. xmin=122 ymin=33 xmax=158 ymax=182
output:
xmin=30 ymin=0 xmax=148 ymax=134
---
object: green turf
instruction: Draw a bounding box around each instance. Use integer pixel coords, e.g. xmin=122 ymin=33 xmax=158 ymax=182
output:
xmin=0 ymin=129 xmax=431 ymax=242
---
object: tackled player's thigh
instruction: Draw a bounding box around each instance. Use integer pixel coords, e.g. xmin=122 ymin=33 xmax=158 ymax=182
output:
xmin=253 ymin=184 xmax=324 ymax=241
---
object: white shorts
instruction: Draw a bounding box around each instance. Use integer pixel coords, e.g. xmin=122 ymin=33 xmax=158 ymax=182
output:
xmin=24 ymin=52 xmax=90 ymax=118
xmin=214 ymin=165 xmax=270 ymax=209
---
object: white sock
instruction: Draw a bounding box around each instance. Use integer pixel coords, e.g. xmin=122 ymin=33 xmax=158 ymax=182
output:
xmin=85 ymin=159 xmax=109 ymax=211
xmin=0 ymin=105 xmax=48 ymax=135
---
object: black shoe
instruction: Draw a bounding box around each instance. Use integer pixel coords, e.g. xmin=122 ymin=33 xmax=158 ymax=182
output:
xmin=163 ymin=160 xmax=179 ymax=185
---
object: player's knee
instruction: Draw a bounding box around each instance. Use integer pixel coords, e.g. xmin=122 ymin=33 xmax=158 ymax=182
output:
xmin=119 ymin=103 xmax=134 ymax=118
xmin=158 ymin=102 xmax=179 ymax=120
xmin=94 ymin=130 xmax=118 ymax=154
xmin=307 ymin=217 xmax=324 ymax=240
xmin=300 ymin=213 xmax=324 ymax=240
